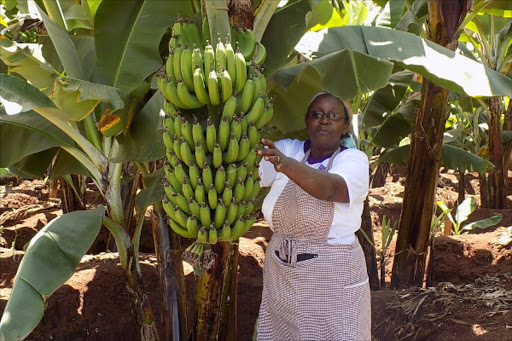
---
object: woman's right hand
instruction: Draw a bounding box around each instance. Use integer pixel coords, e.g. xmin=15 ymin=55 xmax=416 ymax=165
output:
xmin=258 ymin=138 xmax=287 ymax=172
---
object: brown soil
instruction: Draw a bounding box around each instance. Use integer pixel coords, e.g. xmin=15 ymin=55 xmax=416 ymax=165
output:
xmin=1 ymin=171 xmax=512 ymax=341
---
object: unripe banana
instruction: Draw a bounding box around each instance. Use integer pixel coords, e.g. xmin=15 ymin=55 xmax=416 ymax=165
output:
xmin=173 ymin=205 xmax=189 ymax=228
xmin=205 ymin=117 xmax=216 ymax=153
xmin=222 ymin=181 xmax=232 ymax=205
xmin=173 ymin=160 xmax=190 ymax=185
xmin=164 ymin=116 xmax=175 ymax=136
xmin=244 ymin=199 xmax=255 ymax=218
xmin=204 ymin=42 xmax=215 ymax=74
xmin=214 ymin=199 xmax=226 ymax=229
xmin=164 ymin=100 xmax=177 ymax=119
xmin=249 ymin=177 xmax=261 ymax=201
xmin=166 ymin=54 xmax=176 ymax=83
xmin=180 ymin=138 xmax=195 ymax=165
xmin=172 ymin=21 xmax=182 ymax=42
xmin=187 ymin=161 xmax=199 ymax=189
xmin=237 ymin=132 xmax=250 ymax=161
xmin=202 ymin=17 xmax=210 ymax=47
xmin=192 ymin=116 xmax=207 ymax=152
xmin=222 ymin=95 xmax=237 ymax=123
xmin=195 ymin=141 xmax=209 ymax=168
xmin=245 ymin=93 xmax=265 ymax=124
xmin=237 ymin=77 xmax=254 ymax=114
xmin=173 ymin=45 xmax=183 ymax=83
xmin=244 ymin=214 xmax=256 ymax=232
xmin=195 ymin=178 xmax=206 ymax=203
xmin=181 ymin=117 xmax=195 ymax=150
xmin=208 ymin=183 xmax=218 ymax=209
xmin=163 ymin=181 xmax=176 ymax=202
xmin=202 ymin=162 xmax=213 ymax=190
xmin=236 ymin=163 xmax=248 ymax=183
xmin=215 ymin=37 xmax=226 ymax=73
xmin=252 ymin=42 xmax=266 ymax=66
xmin=237 ymin=201 xmax=246 ymax=220
xmin=251 ymin=74 xmax=262 ymax=107
xmin=234 ymin=47 xmax=247 ymax=92
xmin=173 ymin=189 xmax=190 ymax=213
xmin=181 ymin=178 xmax=194 ymax=202
xmin=163 ymin=199 xmax=175 ymax=218
xmin=214 ymin=165 xmax=226 ymax=193
xmin=218 ymin=115 xmax=230 ymax=151
xmin=169 ymin=35 xmax=179 ymax=50
xmin=226 ymin=163 xmax=237 ymax=187
xmin=208 ymin=69 xmax=221 ymax=105
xmin=256 ymin=71 xmax=267 ymax=96
xmin=163 ymin=129 xmax=174 ymax=151
xmin=197 ymin=226 xmax=208 ymax=243
xmin=223 ymin=132 xmax=239 ymax=164
xmin=188 ymin=198 xmax=200 ymax=218
xmin=164 ymin=164 xmax=182 ymax=194
xmin=170 ymin=218 xmax=196 ymax=238
xmin=189 ymin=24 xmax=203 ymax=53
xmin=226 ymin=198 xmax=238 ymax=226
xmin=255 ymin=103 xmax=274 ymax=129
xmin=180 ymin=45 xmax=195 ymax=92
xmin=225 ymin=39 xmax=236 ymax=81
xmin=192 ymin=45 xmax=203 ymax=72
xmin=173 ymin=112 xmax=182 ymax=136
xmin=242 ymin=29 xmax=256 ymax=61
xmin=219 ymin=222 xmax=231 ymax=242
xmin=243 ymin=175 xmax=254 ymax=201
xmin=213 ymin=143 xmax=223 ymax=169
xmin=173 ymin=135 xmax=183 ymax=161
xmin=208 ymin=224 xmax=218 ymax=244
xmin=252 ymin=167 xmax=260 ymax=181
xmin=230 ymin=217 xmax=246 ymax=240
xmin=229 ymin=116 xmax=241 ymax=142
xmin=187 ymin=214 xmax=200 ymax=236
xmin=177 ymin=79 xmax=203 ymax=109
xmin=234 ymin=177 xmax=245 ymax=203
xmin=240 ymin=112 xmax=248 ymax=134
xmin=165 ymin=79 xmax=189 ymax=109
xmin=219 ymin=69 xmax=233 ymax=103
xmin=199 ymin=202 xmax=212 ymax=227
xmin=193 ymin=67 xmax=211 ymax=105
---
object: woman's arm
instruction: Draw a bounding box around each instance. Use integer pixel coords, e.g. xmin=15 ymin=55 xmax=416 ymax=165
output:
xmin=258 ymin=138 xmax=349 ymax=203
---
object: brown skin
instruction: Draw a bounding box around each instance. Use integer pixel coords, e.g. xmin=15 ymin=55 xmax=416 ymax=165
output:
xmin=258 ymin=94 xmax=351 ymax=203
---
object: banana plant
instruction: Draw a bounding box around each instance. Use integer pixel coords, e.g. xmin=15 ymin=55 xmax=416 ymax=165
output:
xmin=0 ymin=1 xmax=195 ymax=340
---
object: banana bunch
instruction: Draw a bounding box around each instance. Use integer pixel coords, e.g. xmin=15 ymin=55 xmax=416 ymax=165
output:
xmin=158 ymin=18 xmax=274 ymax=268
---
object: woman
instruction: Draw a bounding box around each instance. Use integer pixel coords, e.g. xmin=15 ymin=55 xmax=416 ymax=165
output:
xmin=256 ymin=92 xmax=371 ymax=340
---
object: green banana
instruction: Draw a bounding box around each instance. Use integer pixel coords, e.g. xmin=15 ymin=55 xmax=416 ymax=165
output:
xmin=180 ymin=45 xmax=195 ymax=92
xmin=163 ymin=115 xmax=175 ymax=135
xmin=204 ymin=42 xmax=215 ymax=74
xmin=167 ymin=191 xmax=179 ymax=206
xmin=237 ymin=201 xmax=246 ymax=220
xmin=214 ymin=199 xmax=226 ymax=229
xmin=202 ymin=162 xmax=213 ymax=190
xmin=255 ymin=102 xmax=274 ymax=129
xmin=237 ymin=132 xmax=250 ymax=161
xmin=197 ymin=226 xmax=208 ymax=243
xmin=208 ymin=183 xmax=218 ymax=209
xmin=234 ymin=48 xmax=247 ymax=92
xmin=247 ymin=122 xmax=259 ymax=147
xmin=239 ymin=28 xmax=256 ymax=61
xmin=192 ymin=45 xmax=203 ymax=72
xmin=164 ymin=79 xmax=189 ymax=109
xmin=166 ymin=54 xmax=176 ymax=83
xmin=226 ymin=198 xmax=238 ymax=226
xmin=223 ymin=133 xmax=239 ymax=164
xmin=222 ymin=95 xmax=237 ymax=123
xmin=230 ymin=217 xmax=246 ymax=240
xmin=173 ymin=45 xmax=183 ymax=83
xmin=230 ymin=116 xmax=242 ymax=142
xmin=215 ymin=37 xmax=226 ymax=73
xmin=174 ymin=190 xmax=192 ymax=214
xmin=180 ymin=138 xmax=195 ymax=164
xmin=244 ymin=214 xmax=256 ymax=232
xmin=187 ymin=214 xmax=200 ymax=236
xmin=199 ymin=202 xmax=212 ymax=227
xmin=193 ymin=67 xmax=211 ymax=105
xmin=188 ymin=198 xmax=200 ymax=218
xmin=244 ymin=199 xmax=255 ymax=218
xmin=213 ymin=143 xmax=223 ymax=169
xmin=208 ymin=69 xmax=221 ymax=105
xmin=256 ymin=71 xmax=267 ymax=96
xmin=249 ymin=177 xmax=261 ymax=200
xmin=195 ymin=178 xmax=206 ymax=203
xmin=225 ymin=39 xmax=236 ymax=82
xmin=163 ymin=129 xmax=174 ymax=151
xmin=218 ymin=115 xmax=230 ymax=151
xmin=188 ymin=161 xmax=199 ymax=189
xmin=169 ymin=35 xmax=178 ymax=50
xmin=188 ymin=22 xmax=203 ymax=51
xmin=181 ymin=178 xmax=194 ymax=202
xmin=234 ymin=177 xmax=245 ymax=203
xmin=163 ymin=199 xmax=175 ymax=218
xmin=237 ymin=163 xmax=249 ymax=183
xmin=205 ymin=117 xmax=216 ymax=153
xmin=195 ymin=141 xmax=209 ymax=168
xmin=243 ymin=176 xmax=254 ymax=201
xmin=202 ymin=17 xmax=210 ymax=47
xmin=219 ymin=69 xmax=233 ymax=103
xmin=177 ymin=79 xmax=203 ymax=109
xmin=252 ymin=168 xmax=260 ymax=181
xmin=173 ymin=205 xmax=189 ymax=228
xmin=252 ymin=42 xmax=266 ymax=66
xmin=164 ymin=164 xmax=182 ymax=194
xmin=237 ymin=77 xmax=254 ymax=114
xmin=192 ymin=116 xmax=207 ymax=152
xmin=172 ymin=21 xmax=181 ymax=37
xmin=173 ymin=160 xmax=190 ymax=185
xmin=240 ymin=112 xmax=248 ymax=133
xmin=219 ymin=222 xmax=231 ymax=241
xmin=173 ymin=112 xmax=182 ymax=136
xmin=214 ymin=165 xmax=226 ymax=193
xmin=226 ymin=163 xmax=237 ymax=186
xmin=170 ymin=219 xmax=196 ymax=238
xmin=208 ymin=224 xmax=218 ymax=244
xmin=245 ymin=93 xmax=265 ymax=124
xmin=181 ymin=117 xmax=195 ymax=150
xmin=173 ymin=135 xmax=183 ymax=161
xmin=164 ymin=100 xmax=177 ymax=119
xmin=222 ymin=181 xmax=232 ymax=205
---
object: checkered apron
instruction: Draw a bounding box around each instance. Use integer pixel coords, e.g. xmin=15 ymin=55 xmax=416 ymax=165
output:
xmin=257 ymin=147 xmax=371 ymax=341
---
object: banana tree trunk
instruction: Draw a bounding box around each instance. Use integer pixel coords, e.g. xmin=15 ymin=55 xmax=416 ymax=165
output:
xmin=356 ymin=198 xmax=380 ymax=290
xmin=486 ymin=97 xmax=506 ymax=209
xmin=152 ymin=205 xmax=189 ymax=341
xmin=391 ymin=0 xmax=470 ymax=289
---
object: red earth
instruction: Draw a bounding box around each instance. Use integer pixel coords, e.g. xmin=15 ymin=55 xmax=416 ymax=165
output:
xmin=1 ymin=171 xmax=511 ymax=341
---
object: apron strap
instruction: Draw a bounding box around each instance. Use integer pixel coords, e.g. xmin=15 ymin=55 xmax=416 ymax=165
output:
xmin=301 ymin=145 xmax=342 ymax=172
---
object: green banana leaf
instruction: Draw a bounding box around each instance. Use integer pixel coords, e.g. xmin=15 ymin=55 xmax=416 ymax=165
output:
xmin=135 ymin=167 xmax=164 ymax=214
xmin=362 ymin=70 xmax=415 ymax=128
xmin=0 ymin=206 xmax=105 ymax=341
xmin=8 ymin=148 xmax=59 ymax=179
xmin=0 ymin=109 xmax=72 ymax=167
xmin=0 ymin=39 xmax=56 ymax=89
xmin=295 ymin=26 xmax=512 ymax=98
xmin=379 ymin=144 xmax=493 ymax=173
xmin=92 ymin=0 xmax=193 ymax=93
xmin=462 ymin=213 xmax=503 ymax=232
xmin=261 ymin=0 xmax=311 ymax=76
xmin=0 ymin=74 xmax=54 ymax=111
xmin=268 ymin=49 xmax=393 ymax=134
xmin=112 ymin=91 xmax=165 ymax=163
xmin=59 ymin=0 xmax=94 ymax=30
xmin=50 ymin=148 xmax=93 ymax=179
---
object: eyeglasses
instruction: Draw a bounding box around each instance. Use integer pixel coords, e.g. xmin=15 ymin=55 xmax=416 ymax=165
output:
xmin=308 ymin=111 xmax=345 ymax=121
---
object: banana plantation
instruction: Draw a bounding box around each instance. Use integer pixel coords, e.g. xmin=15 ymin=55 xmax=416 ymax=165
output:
xmin=1 ymin=0 xmax=511 ymax=340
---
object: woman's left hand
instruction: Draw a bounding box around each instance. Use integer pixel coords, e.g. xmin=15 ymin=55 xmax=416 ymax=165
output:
xmin=259 ymin=138 xmax=286 ymax=171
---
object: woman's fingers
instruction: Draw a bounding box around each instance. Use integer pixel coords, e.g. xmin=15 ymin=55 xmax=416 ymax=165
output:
xmin=260 ymin=138 xmax=275 ymax=148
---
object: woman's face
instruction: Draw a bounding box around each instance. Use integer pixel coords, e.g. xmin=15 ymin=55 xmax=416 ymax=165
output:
xmin=306 ymin=94 xmax=350 ymax=151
